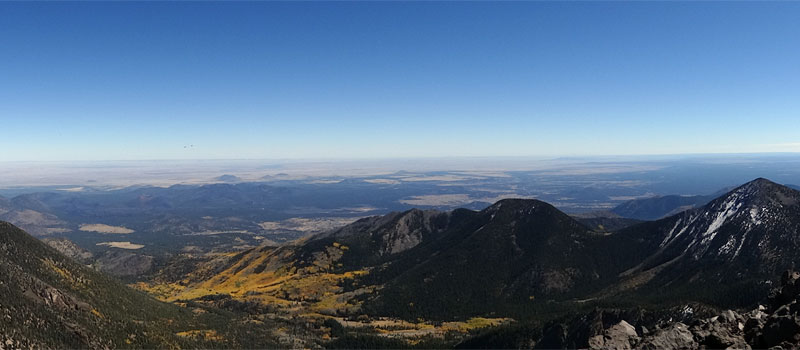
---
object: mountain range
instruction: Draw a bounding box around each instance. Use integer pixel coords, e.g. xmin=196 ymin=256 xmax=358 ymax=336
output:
xmin=135 ymin=179 xmax=800 ymax=335
xmin=4 ymin=177 xmax=800 ymax=348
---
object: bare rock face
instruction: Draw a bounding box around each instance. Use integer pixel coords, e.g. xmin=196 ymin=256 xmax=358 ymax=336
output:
xmin=378 ymin=209 xmax=445 ymax=255
xmin=43 ymin=238 xmax=94 ymax=264
xmin=588 ymin=320 xmax=639 ymax=350
xmin=581 ymin=269 xmax=800 ymax=350
xmin=748 ymin=269 xmax=800 ymax=348
xmin=585 ymin=309 xmax=752 ymax=350
xmin=757 ymin=310 xmax=800 ymax=348
xmin=769 ymin=269 xmax=800 ymax=312
xmin=21 ymin=275 xmax=91 ymax=312
xmin=315 ymin=208 xmax=452 ymax=256
xmin=94 ymin=250 xmax=154 ymax=277
xmin=690 ymin=310 xmax=750 ymax=349
xmin=636 ymin=323 xmax=697 ymax=350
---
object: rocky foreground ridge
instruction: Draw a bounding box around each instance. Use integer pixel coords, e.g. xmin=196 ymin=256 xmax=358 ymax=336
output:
xmin=584 ymin=269 xmax=800 ymax=350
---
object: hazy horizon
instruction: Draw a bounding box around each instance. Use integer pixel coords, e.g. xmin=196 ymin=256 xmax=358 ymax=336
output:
xmin=3 ymin=151 xmax=800 ymax=164
xmin=2 ymin=153 xmax=799 ymax=191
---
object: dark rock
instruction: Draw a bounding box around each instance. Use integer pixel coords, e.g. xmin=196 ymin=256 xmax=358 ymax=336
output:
xmin=636 ymin=323 xmax=697 ymax=350
xmin=759 ymin=314 xmax=800 ymax=348
xmin=535 ymin=323 xmax=568 ymax=350
xmin=588 ymin=320 xmax=639 ymax=350
xmin=690 ymin=310 xmax=749 ymax=349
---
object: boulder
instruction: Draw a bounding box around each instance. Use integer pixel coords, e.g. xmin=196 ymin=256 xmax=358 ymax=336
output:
xmin=636 ymin=323 xmax=697 ymax=350
xmin=758 ymin=314 xmax=800 ymax=348
xmin=588 ymin=320 xmax=639 ymax=350
xmin=690 ymin=310 xmax=749 ymax=349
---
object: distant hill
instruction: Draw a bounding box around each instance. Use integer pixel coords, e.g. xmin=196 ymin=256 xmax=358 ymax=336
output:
xmin=214 ymin=174 xmax=242 ymax=183
xmin=571 ymin=211 xmax=643 ymax=232
xmin=611 ymin=193 xmax=719 ymax=220
xmin=0 ymin=193 xmax=69 ymax=236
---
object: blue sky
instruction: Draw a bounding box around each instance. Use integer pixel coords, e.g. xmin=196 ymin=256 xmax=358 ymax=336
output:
xmin=1 ymin=2 xmax=799 ymax=161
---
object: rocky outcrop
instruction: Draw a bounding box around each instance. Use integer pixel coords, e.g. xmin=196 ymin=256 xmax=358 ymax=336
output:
xmin=583 ymin=312 xmax=744 ymax=350
xmin=318 ymin=208 xmax=452 ymax=256
xmin=20 ymin=275 xmax=92 ymax=313
xmin=43 ymin=238 xmax=94 ymax=264
xmin=638 ymin=322 xmax=697 ymax=350
xmin=747 ymin=269 xmax=800 ymax=348
xmin=94 ymin=250 xmax=154 ymax=277
xmin=689 ymin=309 xmax=749 ymax=349
xmin=378 ymin=209 xmax=448 ymax=255
xmin=581 ymin=269 xmax=800 ymax=350
xmin=588 ymin=320 xmax=639 ymax=350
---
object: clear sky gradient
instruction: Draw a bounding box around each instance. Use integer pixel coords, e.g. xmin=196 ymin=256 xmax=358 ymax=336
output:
xmin=1 ymin=2 xmax=799 ymax=161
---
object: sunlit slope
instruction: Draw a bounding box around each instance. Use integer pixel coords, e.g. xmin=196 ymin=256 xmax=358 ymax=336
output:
xmin=0 ymin=221 xmax=281 ymax=349
xmin=143 ymin=242 xmax=371 ymax=314
xmin=0 ymin=221 xmax=198 ymax=348
xmin=137 ymin=209 xmax=459 ymax=315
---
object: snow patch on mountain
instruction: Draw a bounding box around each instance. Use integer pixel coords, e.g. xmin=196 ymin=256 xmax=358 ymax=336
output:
xmin=698 ymin=197 xmax=743 ymax=248
xmin=750 ymin=208 xmax=763 ymax=226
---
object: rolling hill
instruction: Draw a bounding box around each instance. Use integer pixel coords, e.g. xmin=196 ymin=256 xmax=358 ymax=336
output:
xmin=611 ymin=194 xmax=716 ymax=221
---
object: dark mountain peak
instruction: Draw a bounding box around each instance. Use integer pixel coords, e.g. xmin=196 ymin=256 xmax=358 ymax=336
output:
xmin=383 ymin=207 xmax=444 ymax=225
xmin=610 ymin=179 xmax=793 ymax=222
xmin=482 ymin=198 xmax=576 ymax=227
xmin=749 ymin=177 xmax=773 ymax=185
xmin=311 ymin=207 xmax=452 ymax=258
xmin=483 ymin=198 xmax=551 ymax=215
xmin=731 ymin=177 xmax=783 ymax=195
xmin=624 ymin=178 xmax=800 ymax=285
xmin=707 ymin=177 xmax=799 ymax=213
xmin=488 ymin=197 xmax=544 ymax=207
xmin=399 ymin=207 xmax=430 ymax=217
